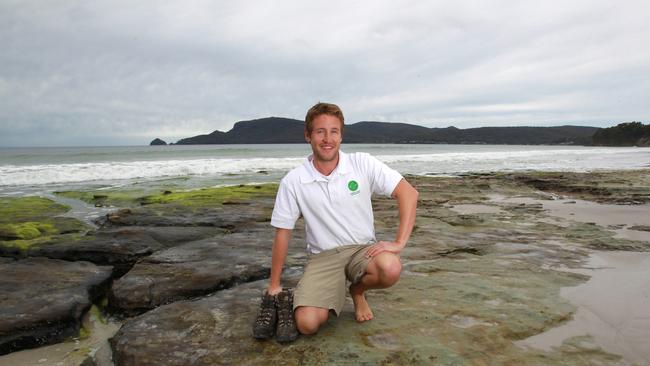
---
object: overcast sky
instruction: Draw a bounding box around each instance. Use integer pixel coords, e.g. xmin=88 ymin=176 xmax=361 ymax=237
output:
xmin=1 ymin=1 xmax=649 ymax=146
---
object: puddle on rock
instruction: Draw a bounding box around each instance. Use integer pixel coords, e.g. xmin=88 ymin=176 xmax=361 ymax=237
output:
xmin=0 ymin=308 xmax=122 ymax=366
xmin=517 ymin=251 xmax=650 ymax=365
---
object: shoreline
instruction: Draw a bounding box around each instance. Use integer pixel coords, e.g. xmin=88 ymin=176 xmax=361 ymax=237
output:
xmin=1 ymin=169 xmax=649 ymax=365
xmin=2 ymin=144 xmax=649 ymax=195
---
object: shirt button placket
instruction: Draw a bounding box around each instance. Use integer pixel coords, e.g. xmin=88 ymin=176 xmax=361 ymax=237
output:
xmin=327 ymin=182 xmax=334 ymax=203
xmin=328 ymin=181 xmax=334 ymax=203
xmin=322 ymin=181 xmax=331 ymax=202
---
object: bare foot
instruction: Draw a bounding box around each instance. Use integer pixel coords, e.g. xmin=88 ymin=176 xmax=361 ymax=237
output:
xmin=350 ymin=283 xmax=373 ymax=322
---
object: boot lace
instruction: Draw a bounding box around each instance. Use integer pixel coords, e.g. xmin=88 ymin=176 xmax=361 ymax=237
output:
xmin=256 ymin=297 xmax=275 ymax=326
xmin=276 ymin=293 xmax=294 ymax=327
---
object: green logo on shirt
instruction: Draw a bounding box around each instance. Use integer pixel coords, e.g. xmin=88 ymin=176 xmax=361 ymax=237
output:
xmin=348 ymin=180 xmax=359 ymax=192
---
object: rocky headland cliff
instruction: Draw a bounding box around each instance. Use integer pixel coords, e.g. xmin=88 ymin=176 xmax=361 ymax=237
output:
xmin=171 ymin=117 xmax=599 ymax=145
xmin=149 ymin=138 xmax=167 ymax=146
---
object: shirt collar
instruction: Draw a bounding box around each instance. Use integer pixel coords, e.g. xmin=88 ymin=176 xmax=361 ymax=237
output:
xmin=299 ymin=150 xmax=350 ymax=183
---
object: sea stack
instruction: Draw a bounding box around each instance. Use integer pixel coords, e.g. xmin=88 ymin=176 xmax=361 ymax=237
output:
xmin=150 ymin=138 xmax=167 ymax=146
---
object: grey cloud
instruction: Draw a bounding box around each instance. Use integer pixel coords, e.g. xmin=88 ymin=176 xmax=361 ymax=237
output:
xmin=1 ymin=0 xmax=649 ymax=146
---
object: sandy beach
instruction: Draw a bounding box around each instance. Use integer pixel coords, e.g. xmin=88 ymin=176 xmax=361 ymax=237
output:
xmin=1 ymin=169 xmax=650 ymax=365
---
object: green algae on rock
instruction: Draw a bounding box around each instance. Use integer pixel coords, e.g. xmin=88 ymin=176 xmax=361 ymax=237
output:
xmin=0 ymin=221 xmax=56 ymax=240
xmin=0 ymin=196 xmax=69 ymax=222
xmin=56 ymin=184 xmax=278 ymax=208
xmin=54 ymin=185 xmax=279 ymax=234
xmin=138 ymin=184 xmax=278 ymax=206
xmin=0 ymin=198 xmax=176 ymax=268
xmin=0 ymin=217 xmax=87 ymax=241
xmin=0 ymin=197 xmax=90 ymax=252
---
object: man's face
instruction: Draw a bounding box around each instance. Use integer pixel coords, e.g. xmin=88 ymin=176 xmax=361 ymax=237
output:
xmin=305 ymin=114 xmax=342 ymax=163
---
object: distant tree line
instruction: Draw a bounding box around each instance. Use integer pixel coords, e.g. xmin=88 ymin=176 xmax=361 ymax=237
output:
xmin=592 ymin=122 xmax=650 ymax=147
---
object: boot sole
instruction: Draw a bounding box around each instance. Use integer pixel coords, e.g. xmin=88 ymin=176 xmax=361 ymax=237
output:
xmin=253 ymin=329 xmax=275 ymax=340
xmin=276 ymin=331 xmax=298 ymax=343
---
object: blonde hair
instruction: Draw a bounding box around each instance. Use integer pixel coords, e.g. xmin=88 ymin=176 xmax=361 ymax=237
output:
xmin=305 ymin=102 xmax=345 ymax=133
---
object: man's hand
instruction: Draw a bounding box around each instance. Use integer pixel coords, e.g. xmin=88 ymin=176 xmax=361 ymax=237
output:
xmin=368 ymin=179 xmax=417 ymax=259
xmin=365 ymin=240 xmax=404 ymax=258
xmin=267 ymin=285 xmax=283 ymax=296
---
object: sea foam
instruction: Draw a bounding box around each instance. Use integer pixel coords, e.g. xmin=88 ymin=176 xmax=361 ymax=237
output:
xmin=0 ymin=146 xmax=647 ymax=187
xmin=0 ymin=158 xmax=303 ymax=186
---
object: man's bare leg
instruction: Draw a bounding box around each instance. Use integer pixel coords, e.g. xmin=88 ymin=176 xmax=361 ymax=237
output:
xmin=349 ymin=252 xmax=402 ymax=322
xmin=294 ymin=306 xmax=329 ymax=335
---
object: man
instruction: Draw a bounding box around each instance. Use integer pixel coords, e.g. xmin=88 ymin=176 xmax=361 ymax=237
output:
xmin=254 ymin=102 xmax=418 ymax=342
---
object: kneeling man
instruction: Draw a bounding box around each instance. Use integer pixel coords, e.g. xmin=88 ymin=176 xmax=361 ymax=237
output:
xmin=262 ymin=102 xmax=418 ymax=339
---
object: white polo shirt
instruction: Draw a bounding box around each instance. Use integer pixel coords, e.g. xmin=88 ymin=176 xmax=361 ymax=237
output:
xmin=271 ymin=151 xmax=403 ymax=254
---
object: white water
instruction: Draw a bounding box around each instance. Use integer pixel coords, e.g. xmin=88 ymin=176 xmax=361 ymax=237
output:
xmin=0 ymin=157 xmax=305 ymax=186
xmin=1 ymin=144 xmax=648 ymax=195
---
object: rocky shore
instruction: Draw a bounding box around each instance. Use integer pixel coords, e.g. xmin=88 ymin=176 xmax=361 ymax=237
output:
xmin=1 ymin=170 xmax=649 ymax=365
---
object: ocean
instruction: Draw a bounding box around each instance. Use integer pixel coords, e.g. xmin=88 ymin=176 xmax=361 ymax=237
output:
xmin=1 ymin=144 xmax=649 ymax=197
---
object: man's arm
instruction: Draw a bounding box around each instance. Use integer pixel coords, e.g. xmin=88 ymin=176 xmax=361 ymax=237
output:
xmin=267 ymin=227 xmax=292 ymax=295
xmin=365 ymin=178 xmax=419 ymax=257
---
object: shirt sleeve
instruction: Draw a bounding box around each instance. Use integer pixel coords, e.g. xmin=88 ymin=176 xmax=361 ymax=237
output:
xmin=366 ymin=154 xmax=403 ymax=197
xmin=270 ymin=177 xmax=301 ymax=229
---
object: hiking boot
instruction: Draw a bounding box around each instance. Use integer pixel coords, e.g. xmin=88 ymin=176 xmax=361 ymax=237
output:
xmin=275 ymin=288 xmax=299 ymax=343
xmin=252 ymin=291 xmax=277 ymax=339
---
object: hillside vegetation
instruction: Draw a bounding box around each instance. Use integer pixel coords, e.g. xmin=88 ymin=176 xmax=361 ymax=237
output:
xmin=592 ymin=122 xmax=650 ymax=147
xmin=173 ymin=117 xmax=599 ymax=145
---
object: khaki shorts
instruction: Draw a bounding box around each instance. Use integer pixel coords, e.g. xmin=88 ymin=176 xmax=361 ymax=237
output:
xmin=294 ymin=244 xmax=371 ymax=316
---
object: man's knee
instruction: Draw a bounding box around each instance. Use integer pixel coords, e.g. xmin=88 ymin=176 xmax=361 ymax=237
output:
xmin=295 ymin=307 xmax=328 ymax=335
xmin=296 ymin=318 xmax=320 ymax=335
xmin=375 ymin=253 xmax=402 ymax=285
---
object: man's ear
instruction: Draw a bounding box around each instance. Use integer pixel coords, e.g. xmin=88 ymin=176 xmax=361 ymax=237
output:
xmin=304 ymin=129 xmax=310 ymax=143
